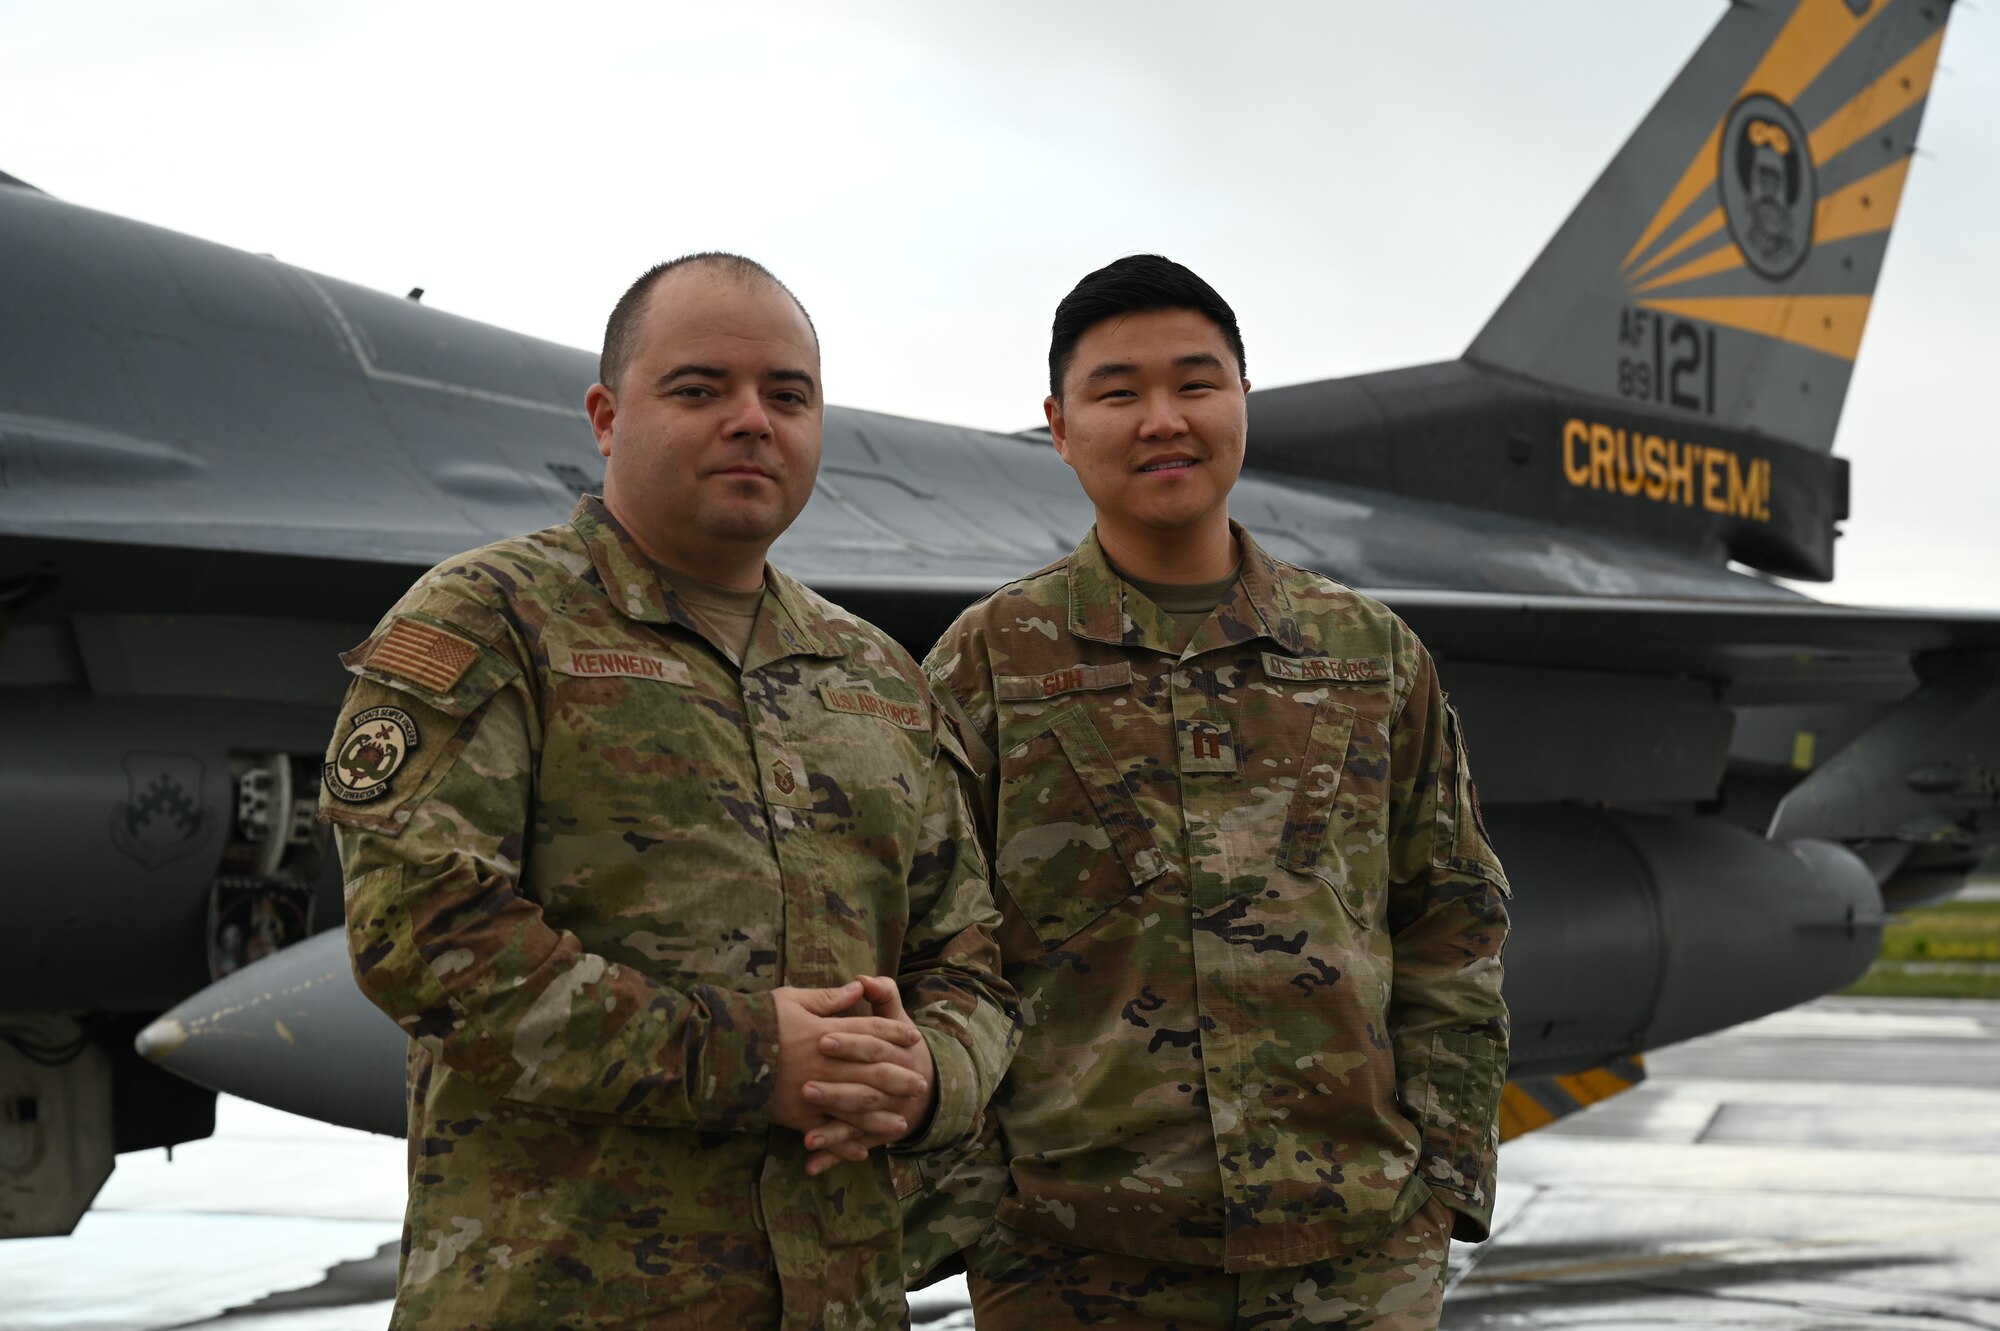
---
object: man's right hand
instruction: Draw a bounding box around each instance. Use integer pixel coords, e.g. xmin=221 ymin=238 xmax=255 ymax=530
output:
xmin=769 ymin=982 xmax=928 ymax=1150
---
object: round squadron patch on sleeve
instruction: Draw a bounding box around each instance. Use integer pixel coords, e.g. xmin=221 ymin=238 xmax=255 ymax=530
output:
xmin=324 ymin=705 xmax=421 ymax=803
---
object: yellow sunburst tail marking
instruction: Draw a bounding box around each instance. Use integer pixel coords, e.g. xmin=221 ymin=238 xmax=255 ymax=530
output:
xmin=1632 ymin=237 xmax=1746 ymax=295
xmin=1808 ymin=26 xmax=1946 ymax=166
xmin=1498 ymin=1056 xmax=1647 ymax=1143
xmin=1622 ymin=0 xmax=1889 ymax=276
xmin=1636 ymin=156 xmax=1912 ymax=297
xmin=1628 ymin=207 xmax=1726 ymax=284
xmin=1815 ymin=156 xmax=1914 ymax=247
xmin=1639 ymin=293 xmax=1872 ymax=362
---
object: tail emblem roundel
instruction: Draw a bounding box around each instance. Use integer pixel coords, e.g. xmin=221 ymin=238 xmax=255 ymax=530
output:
xmin=1718 ymin=94 xmax=1816 ymax=282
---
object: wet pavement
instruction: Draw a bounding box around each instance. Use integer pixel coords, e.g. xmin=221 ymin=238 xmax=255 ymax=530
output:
xmin=7 ymin=996 xmax=1997 ymax=1329
xmin=1445 ymin=998 xmax=2000 ymax=1329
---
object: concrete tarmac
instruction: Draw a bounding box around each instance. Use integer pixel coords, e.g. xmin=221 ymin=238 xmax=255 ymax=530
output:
xmin=7 ymin=996 xmax=1997 ymax=1329
xmin=1445 ymin=997 xmax=2000 ymax=1330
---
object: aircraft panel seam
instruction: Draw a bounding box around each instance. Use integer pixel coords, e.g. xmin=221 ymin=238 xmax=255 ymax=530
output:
xmin=292 ymin=271 xmax=584 ymax=421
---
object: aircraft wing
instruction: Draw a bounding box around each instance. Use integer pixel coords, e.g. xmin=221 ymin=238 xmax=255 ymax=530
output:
xmin=1354 ymin=588 xmax=2000 ymax=680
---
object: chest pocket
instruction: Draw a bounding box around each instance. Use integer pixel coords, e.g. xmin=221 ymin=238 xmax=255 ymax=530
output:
xmin=995 ymin=699 xmax=1172 ymax=950
xmin=1275 ymin=697 xmax=1391 ymax=929
xmin=791 ymin=675 xmax=932 ymax=828
xmin=1050 ymin=707 xmax=1173 ymax=885
xmin=535 ymin=637 xmax=724 ymax=812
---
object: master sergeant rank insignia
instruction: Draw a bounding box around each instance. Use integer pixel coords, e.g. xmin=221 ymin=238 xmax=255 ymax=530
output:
xmin=324 ymin=706 xmax=420 ymax=804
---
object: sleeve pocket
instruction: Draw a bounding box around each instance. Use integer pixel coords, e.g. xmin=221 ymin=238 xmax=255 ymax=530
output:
xmin=319 ymin=624 xmax=521 ymax=837
xmin=1429 ymin=705 xmax=1509 ymax=895
xmin=1419 ymin=1028 xmax=1505 ymax=1204
xmin=340 ymin=610 xmax=521 ymax=720
xmin=893 ymin=1122 xmax=1007 ymax=1289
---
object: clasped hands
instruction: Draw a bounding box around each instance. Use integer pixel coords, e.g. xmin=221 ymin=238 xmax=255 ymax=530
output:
xmin=771 ymin=973 xmax=934 ymax=1177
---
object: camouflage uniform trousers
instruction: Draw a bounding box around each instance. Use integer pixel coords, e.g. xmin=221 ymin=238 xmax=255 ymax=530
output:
xmin=965 ymin=1194 xmax=1451 ymax=1330
xmin=521 ymin=1224 xmax=903 ymax=1331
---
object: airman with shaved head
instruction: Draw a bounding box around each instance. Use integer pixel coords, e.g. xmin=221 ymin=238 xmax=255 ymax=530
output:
xmin=321 ymin=254 xmax=1019 ymax=1330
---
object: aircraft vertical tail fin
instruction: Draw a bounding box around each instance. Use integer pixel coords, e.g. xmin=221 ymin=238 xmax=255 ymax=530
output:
xmin=1466 ymin=0 xmax=1953 ymax=454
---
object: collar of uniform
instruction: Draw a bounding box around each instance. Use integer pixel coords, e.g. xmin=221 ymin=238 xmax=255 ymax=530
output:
xmin=1067 ymin=527 xmax=1176 ymax=651
xmin=570 ymin=496 xmax=707 ymax=635
xmin=751 ymin=564 xmax=847 ymax=665
xmin=570 ymin=497 xmax=845 ymax=662
xmin=1066 ymin=521 xmax=1305 ymax=656
xmin=1209 ymin=522 xmax=1307 ymax=657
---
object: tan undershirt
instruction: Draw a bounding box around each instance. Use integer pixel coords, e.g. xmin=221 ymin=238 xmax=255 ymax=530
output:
xmin=1119 ymin=566 xmax=1242 ymax=651
xmin=666 ymin=570 xmax=766 ymax=666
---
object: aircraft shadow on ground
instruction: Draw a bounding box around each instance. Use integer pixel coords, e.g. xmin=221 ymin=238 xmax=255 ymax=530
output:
xmin=1453 ymin=1245 xmax=1953 ymax=1323
xmin=169 ymin=1241 xmax=401 ymax=1326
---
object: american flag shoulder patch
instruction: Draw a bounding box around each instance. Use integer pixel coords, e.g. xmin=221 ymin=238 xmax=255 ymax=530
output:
xmin=363 ymin=618 xmax=482 ymax=694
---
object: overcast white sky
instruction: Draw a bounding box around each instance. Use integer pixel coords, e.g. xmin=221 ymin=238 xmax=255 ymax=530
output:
xmin=5 ymin=1 xmax=1995 ymax=608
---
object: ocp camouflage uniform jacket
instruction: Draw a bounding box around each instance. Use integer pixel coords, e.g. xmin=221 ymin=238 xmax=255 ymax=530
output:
xmin=319 ymin=496 xmax=1019 ymax=1330
xmin=919 ymin=524 xmax=1509 ymax=1275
